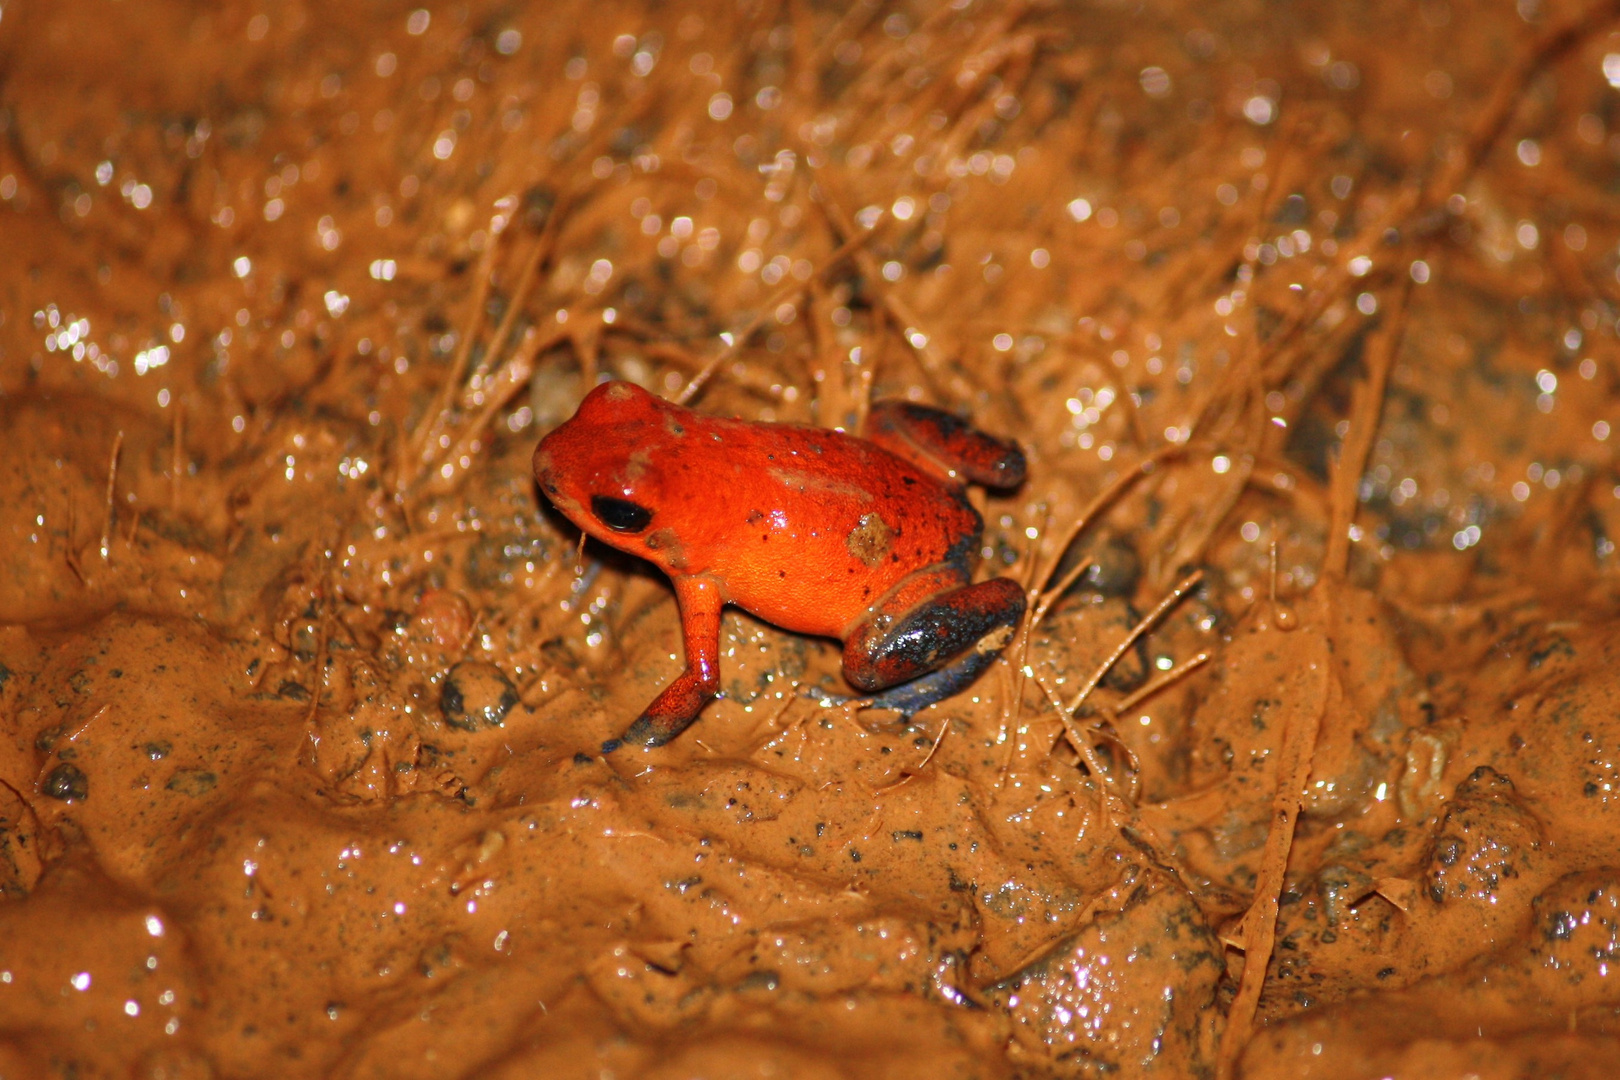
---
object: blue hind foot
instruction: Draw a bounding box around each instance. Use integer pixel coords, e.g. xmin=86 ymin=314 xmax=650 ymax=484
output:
xmin=801 ymin=643 xmax=1003 ymax=721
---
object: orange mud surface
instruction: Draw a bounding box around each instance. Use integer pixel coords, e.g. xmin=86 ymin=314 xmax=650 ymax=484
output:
xmin=4 ymin=0 xmax=1620 ymax=1077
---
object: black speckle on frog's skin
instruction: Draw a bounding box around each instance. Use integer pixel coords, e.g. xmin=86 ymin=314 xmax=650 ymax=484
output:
xmin=441 ymin=661 xmax=520 ymax=732
xmin=42 ymin=762 xmax=88 ymax=803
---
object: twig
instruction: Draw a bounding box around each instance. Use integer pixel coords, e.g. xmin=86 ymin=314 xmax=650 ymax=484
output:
xmin=1034 ymin=557 xmax=1094 ymax=630
xmin=1169 ymin=453 xmax=1256 ymax=580
xmin=999 ymin=508 xmax=1060 ymax=740
xmin=1000 ymin=445 xmax=1184 ymax=745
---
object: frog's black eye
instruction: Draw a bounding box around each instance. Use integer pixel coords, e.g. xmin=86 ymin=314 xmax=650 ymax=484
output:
xmin=590 ymin=495 xmax=653 ymax=533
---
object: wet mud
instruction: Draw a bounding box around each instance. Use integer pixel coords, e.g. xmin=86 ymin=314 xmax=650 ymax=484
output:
xmin=2 ymin=0 xmax=1620 ymax=1076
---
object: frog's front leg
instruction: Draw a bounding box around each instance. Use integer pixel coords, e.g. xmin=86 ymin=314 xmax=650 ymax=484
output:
xmin=836 ymin=571 xmax=1026 ymax=718
xmin=605 ymin=575 xmax=723 ymax=752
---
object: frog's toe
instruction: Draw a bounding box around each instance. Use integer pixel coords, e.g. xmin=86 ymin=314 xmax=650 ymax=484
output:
xmin=858 ymin=644 xmax=999 ymax=718
xmin=605 ymin=715 xmax=676 ymax=753
xmin=799 ymin=683 xmax=881 ymax=713
xmin=805 ymin=652 xmax=999 ymax=720
xmin=800 ymin=684 xmax=851 ymax=707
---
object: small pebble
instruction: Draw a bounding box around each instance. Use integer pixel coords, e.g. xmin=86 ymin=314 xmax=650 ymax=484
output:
xmin=415 ymin=590 xmax=472 ymax=649
xmin=42 ymin=763 xmax=88 ymax=803
xmin=440 ymin=661 xmax=519 ymax=731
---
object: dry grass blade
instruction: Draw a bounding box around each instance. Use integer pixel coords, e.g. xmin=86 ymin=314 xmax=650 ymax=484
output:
xmin=1004 ymin=445 xmax=1184 ymax=751
xmin=99 ymin=430 xmax=123 ymax=563
xmin=1323 ymin=280 xmax=1411 ymax=580
xmin=1031 ymin=669 xmax=1118 ymax=817
xmin=914 ymin=717 xmax=952 ymax=773
xmin=465 ymin=205 xmax=565 ymax=394
xmin=1111 ymin=651 xmax=1211 ymax=717
xmin=1215 ymin=644 xmax=1331 ymax=1078
xmin=1036 ymin=445 xmax=1183 ymax=600
xmin=676 ymin=221 xmax=885 ymax=406
xmin=409 ymin=221 xmax=506 ymax=468
xmin=170 ymin=404 xmax=183 ymax=510
xmin=419 ymin=324 xmax=555 ymax=493
xmin=1064 ymin=569 xmax=1203 ymax=716
xmin=1001 ymin=555 xmax=1089 ymax=742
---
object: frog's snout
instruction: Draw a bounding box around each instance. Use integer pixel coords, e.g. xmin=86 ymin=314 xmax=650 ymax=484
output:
xmin=531 ymin=446 xmax=556 ymax=488
xmin=532 ymin=449 xmax=569 ymax=509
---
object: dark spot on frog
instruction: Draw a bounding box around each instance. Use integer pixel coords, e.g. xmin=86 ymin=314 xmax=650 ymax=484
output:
xmin=846 ymin=512 xmax=893 ymax=566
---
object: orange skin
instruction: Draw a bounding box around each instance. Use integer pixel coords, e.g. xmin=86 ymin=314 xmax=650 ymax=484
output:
xmin=533 ymin=381 xmax=1026 ymax=750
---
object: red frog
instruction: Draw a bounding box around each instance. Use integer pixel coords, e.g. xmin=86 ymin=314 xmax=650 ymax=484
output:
xmin=533 ymin=381 xmax=1027 ymax=751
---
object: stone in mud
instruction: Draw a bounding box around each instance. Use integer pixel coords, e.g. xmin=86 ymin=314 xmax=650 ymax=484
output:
xmin=1425 ymin=766 xmax=1544 ymax=906
xmin=440 ymin=661 xmax=519 ymax=731
xmin=42 ymin=763 xmax=88 ymax=803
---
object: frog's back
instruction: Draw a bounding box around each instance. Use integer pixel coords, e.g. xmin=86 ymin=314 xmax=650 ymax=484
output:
xmin=672 ymin=417 xmax=981 ymax=638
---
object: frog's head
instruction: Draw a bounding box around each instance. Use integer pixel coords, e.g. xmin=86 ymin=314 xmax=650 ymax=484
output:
xmin=532 ymin=381 xmax=693 ymax=566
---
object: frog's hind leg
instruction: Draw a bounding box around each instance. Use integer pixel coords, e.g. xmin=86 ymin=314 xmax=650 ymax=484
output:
xmin=838 ymin=576 xmax=1025 ymax=717
xmin=864 ymin=401 xmax=1026 ymax=489
xmin=817 ymin=634 xmax=1011 ymax=720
